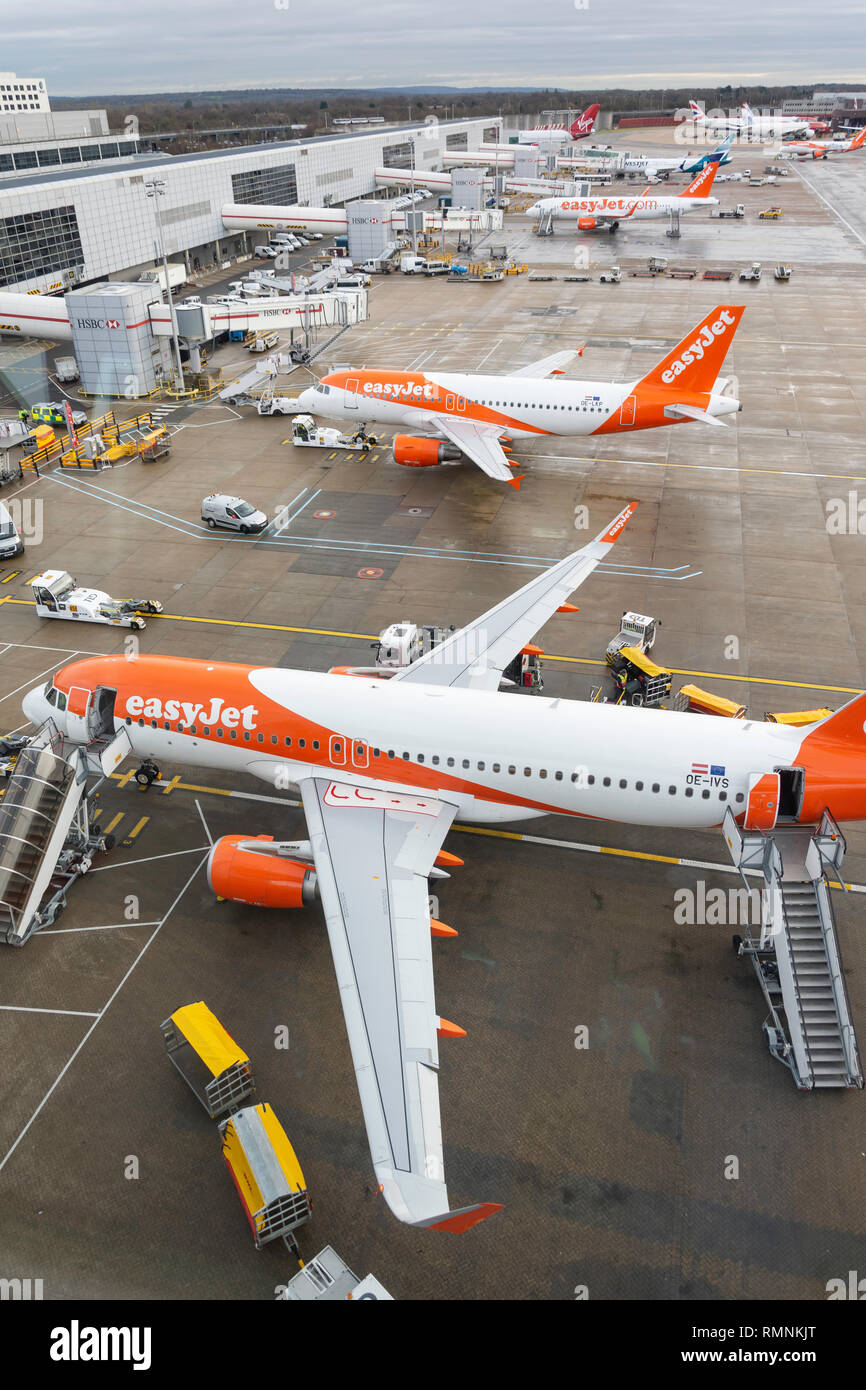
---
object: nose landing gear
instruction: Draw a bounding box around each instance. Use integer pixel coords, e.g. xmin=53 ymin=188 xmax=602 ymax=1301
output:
xmin=134 ymin=759 xmax=161 ymax=789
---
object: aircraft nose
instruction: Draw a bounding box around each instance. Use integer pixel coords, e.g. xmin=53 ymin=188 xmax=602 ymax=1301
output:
xmin=22 ymin=684 xmax=45 ymax=727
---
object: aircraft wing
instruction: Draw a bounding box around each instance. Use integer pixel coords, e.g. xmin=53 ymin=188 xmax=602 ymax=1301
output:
xmin=512 ymin=349 xmax=579 ymax=378
xmin=391 ymin=501 xmax=638 ymax=692
xmin=299 ymin=775 xmax=502 ymax=1233
xmin=433 ymin=415 xmax=516 ymax=483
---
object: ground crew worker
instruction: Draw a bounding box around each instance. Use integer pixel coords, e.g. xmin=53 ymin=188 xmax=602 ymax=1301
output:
xmin=18 ymin=408 xmax=29 ymax=426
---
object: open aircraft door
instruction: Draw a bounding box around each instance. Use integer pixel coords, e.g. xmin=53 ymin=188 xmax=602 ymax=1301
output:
xmin=743 ymin=772 xmax=780 ymax=831
xmin=65 ymin=685 xmax=117 ymax=744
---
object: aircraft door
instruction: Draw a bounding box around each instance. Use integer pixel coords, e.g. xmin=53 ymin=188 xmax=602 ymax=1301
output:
xmin=619 ymin=395 xmax=636 ymax=427
xmin=744 ymin=772 xmax=780 ymax=831
xmin=65 ymin=685 xmax=117 ymax=742
xmin=344 ymin=379 xmax=359 ymax=409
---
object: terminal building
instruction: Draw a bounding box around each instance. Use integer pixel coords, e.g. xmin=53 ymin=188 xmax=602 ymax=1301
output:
xmin=0 ymin=117 xmax=500 ymax=297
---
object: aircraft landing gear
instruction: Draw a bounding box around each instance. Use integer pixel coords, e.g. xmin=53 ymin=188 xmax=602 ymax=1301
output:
xmin=609 ymin=222 xmax=619 ymax=233
xmin=134 ymin=759 xmax=161 ymax=789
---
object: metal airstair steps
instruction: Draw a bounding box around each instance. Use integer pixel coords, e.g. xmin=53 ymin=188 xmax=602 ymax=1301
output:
xmin=534 ymin=208 xmax=554 ymax=236
xmin=723 ymin=808 xmax=863 ymax=1090
xmin=0 ymin=720 xmax=131 ymax=945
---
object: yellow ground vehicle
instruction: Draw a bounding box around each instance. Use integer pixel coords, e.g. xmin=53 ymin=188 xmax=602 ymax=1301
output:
xmin=220 ymin=1102 xmax=311 ymax=1251
xmin=605 ymin=645 xmax=672 ymax=707
xmin=161 ymin=1000 xmax=255 ymax=1119
xmin=674 ymin=684 xmax=747 ymax=718
xmin=759 ymin=207 xmax=782 ymax=219
xmin=765 ymin=708 xmax=832 ymax=726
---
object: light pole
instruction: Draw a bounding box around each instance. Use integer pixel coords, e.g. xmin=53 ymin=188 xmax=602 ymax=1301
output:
xmin=145 ymin=177 xmax=185 ymax=392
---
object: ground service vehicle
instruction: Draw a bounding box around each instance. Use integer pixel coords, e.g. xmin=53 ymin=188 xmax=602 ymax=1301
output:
xmin=31 ymin=402 xmax=87 ymax=428
xmin=31 ymin=570 xmax=163 ymax=628
xmin=0 ymin=500 xmax=24 ymax=558
xmin=201 ymin=494 xmax=268 ymax=533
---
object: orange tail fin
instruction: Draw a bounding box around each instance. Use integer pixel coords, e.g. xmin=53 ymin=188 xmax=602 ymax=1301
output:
xmin=680 ymin=159 xmax=720 ymax=198
xmin=851 ymin=127 xmax=866 ymax=150
xmin=635 ymin=305 xmax=745 ymax=395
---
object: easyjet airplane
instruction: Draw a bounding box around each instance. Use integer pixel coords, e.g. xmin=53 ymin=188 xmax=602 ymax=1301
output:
xmin=297 ymin=303 xmax=744 ymax=486
xmin=778 ymin=126 xmax=866 ymax=159
xmin=526 ymin=156 xmax=721 ymax=231
xmin=22 ymin=501 xmax=864 ymax=1232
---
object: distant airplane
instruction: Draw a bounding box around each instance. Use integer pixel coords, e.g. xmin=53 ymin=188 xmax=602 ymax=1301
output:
xmin=526 ymin=157 xmax=721 ymax=232
xmin=478 ymin=103 xmax=601 ymax=155
xmin=778 ymin=126 xmax=866 ymax=159
xmin=296 ymin=303 xmax=744 ymax=487
xmin=620 ymin=133 xmax=735 ymax=179
xmin=688 ymin=100 xmax=813 ymax=139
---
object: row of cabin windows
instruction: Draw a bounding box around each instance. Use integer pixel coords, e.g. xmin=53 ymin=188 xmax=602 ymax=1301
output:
xmin=126 ymin=718 xmax=744 ymax=801
xmin=472 ymin=399 xmax=605 ymax=413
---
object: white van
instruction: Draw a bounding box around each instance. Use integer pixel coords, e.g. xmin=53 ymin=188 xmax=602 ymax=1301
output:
xmin=0 ymin=500 xmax=23 ymax=558
xmin=201 ymin=493 xmax=268 ymax=534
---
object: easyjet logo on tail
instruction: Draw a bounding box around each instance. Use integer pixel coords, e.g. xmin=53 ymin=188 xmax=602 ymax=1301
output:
xmin=661 ymin=310 xmax=737 ymax=384
xmin=600 ymin=501 xmax=638 ymax=543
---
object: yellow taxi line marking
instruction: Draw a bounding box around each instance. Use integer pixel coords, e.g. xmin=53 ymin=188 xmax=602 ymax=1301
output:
xmin=161 ymin=775 xmax=183 ymax=796
xmin=127 ymin=817 xmax=149 ymax=840
xmin=1 ymin=620 xmax=858 ymax=697
xmin=116 ymin=768 xmax=136 ymax=788
xmin=1 ymin=571 xmax=20 ymax=584
xmin=103 ymin=812 xmax=124 ymax=835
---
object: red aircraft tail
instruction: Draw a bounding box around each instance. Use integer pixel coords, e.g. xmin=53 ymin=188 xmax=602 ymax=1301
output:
xmin=570 ymin=104 xmax=600 ymax=140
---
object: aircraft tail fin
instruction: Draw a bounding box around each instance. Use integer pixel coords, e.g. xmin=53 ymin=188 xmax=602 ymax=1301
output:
xmin=635 ymin=305 xmax=745 ymax=395
xmin=570 ymin=103 xmax=600 ymax=139
xmin=689 ymin=100 xmax=705 ymax=119
xmin=804 ymin=693 xmax=866 ymax=746
xmin=680 ymin=158 xmax=720 ymax=197
xmin=850 ymin=127 xmax=866 ymax=150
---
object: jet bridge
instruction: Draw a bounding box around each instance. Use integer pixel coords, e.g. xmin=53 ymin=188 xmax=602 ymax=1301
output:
xmin=0 ymin=712 xmax=130 ymax=945
xmin=723 ymin=807 xmax=863 ymax=1089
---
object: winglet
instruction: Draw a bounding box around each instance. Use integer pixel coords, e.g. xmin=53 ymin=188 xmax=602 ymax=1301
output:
xmin=431 ymin=919 xmax=459 ymax=938
xmin=507 ymin=474 xmax=526 ymax=491
xmin=437 ymin=1016 xmax=466 ymax=1037
xmin=416 ymin=1202 xmax=505 ymax=1233
xmin=597 ymin=501 xmax=638 ymax=544
xmin=557 ymin=603 xmax=580 ymax=613
xmin=435 ymin=850 xmax=465 ymax=867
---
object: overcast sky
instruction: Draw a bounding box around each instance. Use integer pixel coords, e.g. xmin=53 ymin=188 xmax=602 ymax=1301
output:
xmin=3 ymin=0 xmax=865 ymax=97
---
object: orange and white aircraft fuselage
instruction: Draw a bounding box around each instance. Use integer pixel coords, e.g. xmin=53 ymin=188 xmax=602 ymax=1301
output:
xmin=297 ymin=305 xmax=744 ymax=482
xmin=22 ymin=653 xmax=866 ymax=835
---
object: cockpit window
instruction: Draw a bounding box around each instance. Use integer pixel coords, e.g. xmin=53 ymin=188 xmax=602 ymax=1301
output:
xmin=318 ymin=383 xmax=330 ymax=395
xmin=43 ymin=683 xmax=66 ymax=710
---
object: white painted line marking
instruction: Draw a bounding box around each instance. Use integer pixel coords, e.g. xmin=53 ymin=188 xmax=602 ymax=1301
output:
xmin=0 ymin=852 xmax=207 ymax=1175
xmin=0 ymin=655 xmax=78 ymax=706
xmin=38 ymin=921 xmax=162 ymax=935
xmin=0 ymin=1005 xmax=100 ymax=1017
xmin=194 ymin=800 xmax=213 ymax=846
xmin=88 ymin=846 xmax=210 ymax=872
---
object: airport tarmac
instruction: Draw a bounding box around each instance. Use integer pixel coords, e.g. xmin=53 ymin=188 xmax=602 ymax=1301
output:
xmin=1 ymin=131 xmax=866 ymax=1301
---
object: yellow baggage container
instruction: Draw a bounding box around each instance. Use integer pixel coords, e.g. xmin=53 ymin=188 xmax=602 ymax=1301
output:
xmin=676 ymin=684 xmax=747 ymax=718
xmin=161 ymin=1000 xmax=255 ymax=1119
xmin=220 ymin=1102 xmax=311 ymax=1249
xmin=765 ymin=708 xmax=832 ymax=727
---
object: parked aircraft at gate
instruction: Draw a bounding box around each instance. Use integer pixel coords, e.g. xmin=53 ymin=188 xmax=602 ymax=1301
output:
xmin=22 ymin=502 xmax=866 ymax=1230
xmin=526 ymin=158 xmax=721 ymax=231
xmin=298 ymin=304 xmax=744 ymax=486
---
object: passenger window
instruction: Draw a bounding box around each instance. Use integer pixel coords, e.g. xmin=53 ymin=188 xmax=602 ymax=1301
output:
xmin=587 ymin=775 xmax=595 ymax=786
xmin=478 ymin=761 xmax=485 ymax=771
xmin=333 ymin=741 xmax=341 ymax=753
xmin=312 ymin=740 xmax=320 ymax=750
xmin=685 ymin=787 xmax=693 ymax=797
xmin=402 ymin=752 xmax=410 ymax=760
xmin=539 ymin=769 xmax=546 ymax=778
xmin=524 ymin=767 xmax=531 ymax=776
xmin=554 ymin=770 xmax=562 ymax=781
xmin=493 ymin=763 xmax=501 ymax=773
xmin=230 ymin=730 xmax=237 ymax=739
xmin=462 ymin=759 xmax=470 ymax=769
xmin=735 ymin=793 xmax=745 ymax=803
xmin=603 ymin=777 xmax=611 ymax=787
xmin=216 ymin=728 xmax=223 ymax=738
xmin=432 ymin=755 xmax=439 ymax=765
xmin=285 ymin=736 xmax=292 ymax=746
xmin=619 ymin=779 xmax=627 ymax=789
xmin=243 ymin=732 xmax=250 ymax=741
xmin=257 ymin=733 xmax=264 ymax=743
xmin=508 ymin=765 xmax=516 ymax=775
xmin=635 ymin=781 xmax=643 ymax=791
xmin=701 ymin=789 xmax=710 ymax=799
xmin=298 ymin=738 xmax=305 ymax=748
xmin=719 ymin=791 xmax=727 ymax=801
xmin=418 ymin=753 xmax=425 ymax=763
xmin=447 ymin=757 xmax=454 ymax=767
xmin=668 ymin=786 xmax=676 ymax=794
xmin=652 ymin=783 xmax=660 ymax=792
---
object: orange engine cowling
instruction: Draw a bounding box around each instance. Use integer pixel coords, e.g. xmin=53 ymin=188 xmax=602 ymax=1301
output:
xmin=577 ymin=217 xmax=597 ymax=231
xmin=207 ymin=834 xmax=317 ymax=909
xmin=392 ymin=435 xmax=462 ymax=467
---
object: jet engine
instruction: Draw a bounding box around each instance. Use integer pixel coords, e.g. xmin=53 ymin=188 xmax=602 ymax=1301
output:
xmin=207 ymin=834 xmax=317 ymax=909
xmin=577 ymin=217 xmax=597 ymax=231
xmin=392 ymin=435 xmax=463 ymax=467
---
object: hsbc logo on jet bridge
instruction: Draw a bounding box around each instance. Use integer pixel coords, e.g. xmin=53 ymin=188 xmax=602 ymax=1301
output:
xmin=125 ymin=694 xmax=259 ymax=731
xmin=661 ymin=310 xmax=736 ymax=384
xmin=75 ymin=317 xmax=121 ymax=330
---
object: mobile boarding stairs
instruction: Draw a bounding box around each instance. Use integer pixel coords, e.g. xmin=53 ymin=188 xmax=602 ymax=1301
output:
xmin=0 ymin=696 xmax=130 ymax=946
xmin=724 ymin=806 xmax=863 ymax=1089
